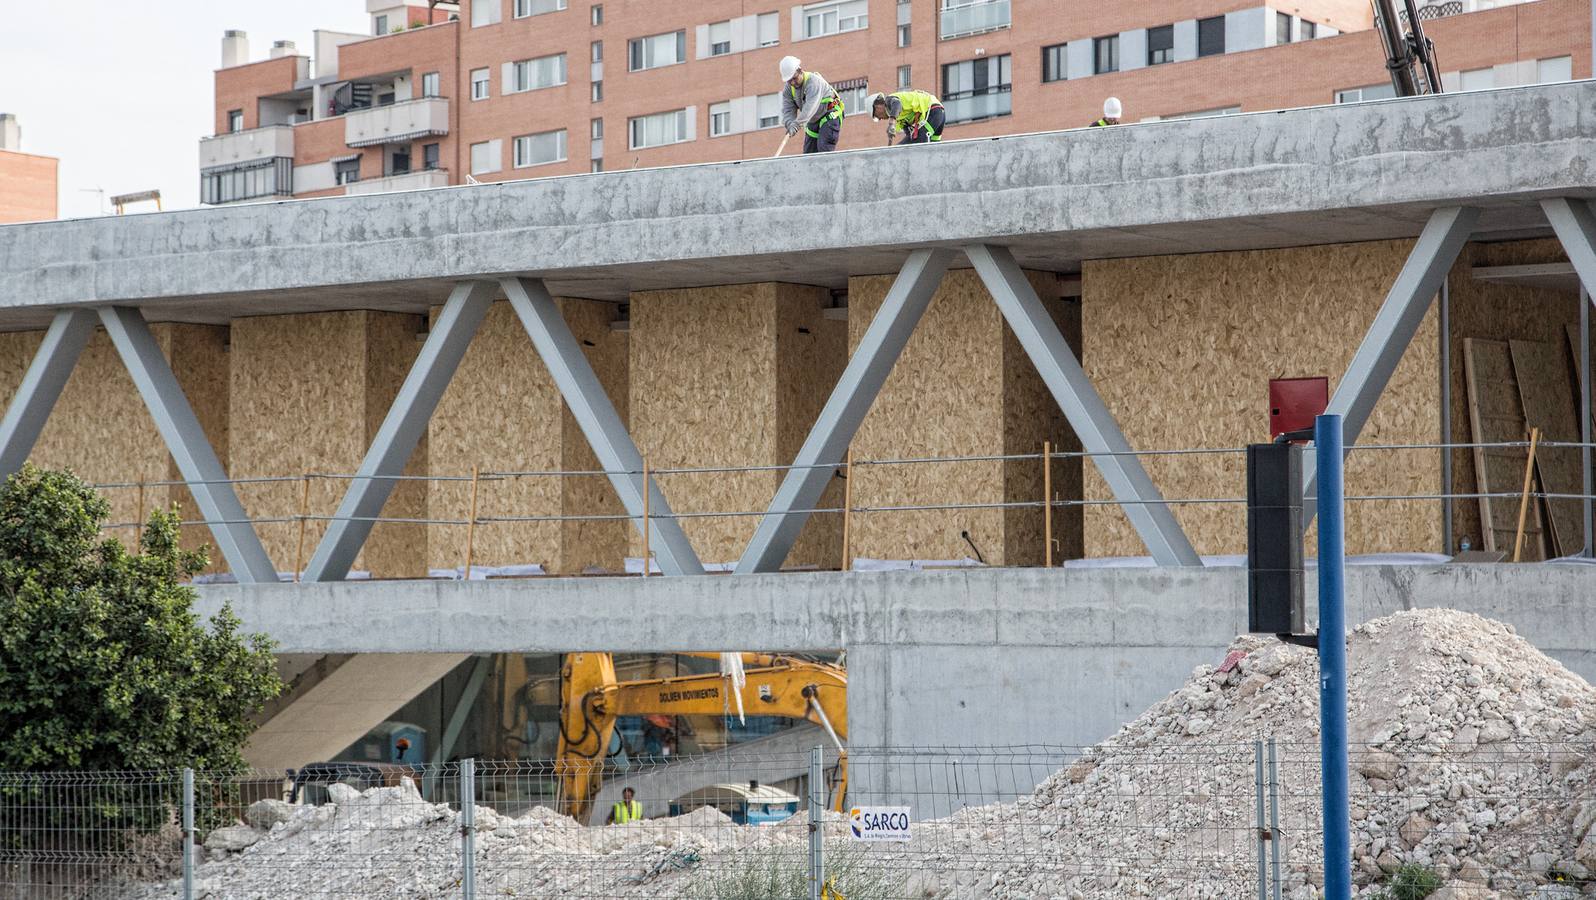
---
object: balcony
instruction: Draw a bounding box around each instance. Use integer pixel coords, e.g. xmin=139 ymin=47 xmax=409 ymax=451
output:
xmin=943 ymin=88 xmax=1012 ymax=123
xmin=343 ymin=169 xmax=451 ymax=195
xmin=199 ymin=125 xmax=295 ymax=170
xmin=345 ymin=97 xmax=450 ymax=148
xmin=940 ymin=0 xmax=1010 ymax=40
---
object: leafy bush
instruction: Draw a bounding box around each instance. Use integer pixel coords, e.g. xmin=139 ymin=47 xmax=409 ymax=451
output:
xmin=1374 ymin=863 xmax=1442 ymax=900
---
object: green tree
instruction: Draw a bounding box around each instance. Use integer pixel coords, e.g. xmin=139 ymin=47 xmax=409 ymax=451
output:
xmin=0 ymin=464 xmax=281 ymax=772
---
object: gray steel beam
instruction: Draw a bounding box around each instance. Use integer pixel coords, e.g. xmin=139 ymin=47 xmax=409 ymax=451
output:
xmin=1304 ymin=206 xmax=1478 ymax=525
xmin=1543 ymin=199 xmax=1596 ymax=557
xmin=98 ymin=306 xmax=279 ymax=583
xmin=736 ymin=249 xmax=953 ymax=573
xmin=966 ymin=243 xmax=1202 ymax=567
xmin=305 ymin=281 xmax=498 ymax=582
xmin=0 ymin=309 xmax=95 ymax=474
xmin=501 ymin=276 xmax=705 ymax=576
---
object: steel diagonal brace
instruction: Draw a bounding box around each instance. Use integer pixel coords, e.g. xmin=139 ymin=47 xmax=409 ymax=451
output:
xmin=966 ymin=243 xmax=1201 ymax=567
xmin=0 ymin=308 xmax=95 ymax=475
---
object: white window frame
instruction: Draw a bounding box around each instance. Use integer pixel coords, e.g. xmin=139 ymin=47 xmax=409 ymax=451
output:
xmin=709 ymin=101 xmax=733 ymax=137
xmin=802 ymin=0 xmax=868 ymax=39
xmin=471 ymin=0 xmax=501 ymax=28
xmin=421 ymin=71 xmax=441 ymax=98
xmin=514 ymin=0 xmax=568 ymax=17
xmin=708 ymin=20 xmax=733 ymax=56
xmin=838 ymin=83 xmax=868 ymax=116
xmin=471 ymin=67 xmax=491 ymax=100
xmin=629 ymin=30 xmax=687 ymax=71
xmin=1537 ymin=55 xmax=1572 ymax=84
xmin=758 ymin=12 xmax=780 ymax=46
xmin=513 ymin=129 xmax=568 ymax=168
xmin=512 ymin=53 xmax=567 ymax=92
xmin=1334 ymin=83 xmax=1397 ymax=104
xmin=629 ymin=108 xmax=691 ymax=149
xmin=469 ymin=140 xmax=501 ymax=175
xmin=227 ymin=109 xmax=244 ymax=133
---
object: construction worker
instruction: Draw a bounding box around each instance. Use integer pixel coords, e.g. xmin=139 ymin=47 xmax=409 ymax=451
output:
xmin=779 ymin=56 xmax=845 ymax=153
xmin=867 ymin=89 xmax=945 ymax=145
xmin=1092 ymin=97 xmax=1122 ymax=127
xmin=607 ymin=787 xmax=643 ymax=824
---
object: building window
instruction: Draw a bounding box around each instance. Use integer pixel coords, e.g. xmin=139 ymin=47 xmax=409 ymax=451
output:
xmin=941 ymin=53 xmax=1010 ymax=123
xmin=227 ymin=109 xmax=243 ymax=133
xmin=515 ymin=0 xmax=567 ymax=17
xmin=1093 ymin=35 xmax=1118 ymax=74
xmin=471 ymin=67 xmax=490 ymax=100
xmin=1276 ymin=12 xmax=1292 ymax=44
xmin=512 ymin=53 xmax=567 ymax=91
xmin=471 ymin=0 xmax=500 ymax=27
xmin=1538 ymin=55 xmax=1573 ymax=83
xmin=1041 ymin=43 xmax=1066 ymax=83
xmin=591 ymin=80 xmax=603 ymax=101
xmin=423 ymin=143 xmax=440 ymax=170
xmin=898 ymin=65 xmax=912 ymax=89
xmin=422 ymin=71 xmax=441 ymax=97
xmin=470 ymin=140 xmax=500 ymax=174
xmin=374 ymin=14 xmax=388 ymax=34
xmin=591 ymin=118 xmax=604 ymax=139
xmin=1334 ymin=83 xmax=1397 ymax=104
xmin=758 ymin=12 xmax=779 ymax=45
xmin=1300 ymin=20 xmax=1316 ymax=39
xmin=802 ymin=0 xmax=868 ymax=39
xmin=591 ymin=3 xmax=602 ymax=24
xmin=334 ymin=158 xmax=360 ymax=185
xmin=591 ymin=40 xmax=603 ymax=62
xmin=1459 ymin=67 xmax=1493 ymax=92
xmin=709 ymin=20 xmax=733 ymax=55
xmin=590 ymin=159 xmax=603 ymax=172
xmin=629 ymin=108 xmax=690 ymax=149
xmin=200 ymin=157 xmax=293 ymax=204
xmin=940 ymin=0 xmax=1009 ymax=41
xmin=837 ymin=82 xmax=869 ymax=116
xmin=757 ymin=93 xmax=781 ymax=128
xmin=514 ymin=129 xmax=567 ymax=167
xmin=390 ymin=147 xmax=411 ymax=176
xmin=898 ymin=24 xmax=911 ymax=46
xmin=710 ymin=101 xmax=733 ymax=136
xmin=1147 ymin=25 xmax=1174 ymax=65
xmin=1197 ymin=16 xmax=1225 ymax=57
xmin=629 ymin=30 xmax=686 ymax=71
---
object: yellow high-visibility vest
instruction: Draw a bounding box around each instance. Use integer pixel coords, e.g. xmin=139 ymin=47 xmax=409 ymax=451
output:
xmin=889 ymin=90 xmax=939 ymax=129
xmin=612 ymin=799 xmax=642 ymax=824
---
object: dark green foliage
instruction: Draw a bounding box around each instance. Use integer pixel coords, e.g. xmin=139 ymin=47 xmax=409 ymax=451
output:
xmin=1374 ymin=863 xmax=1442 ymax=900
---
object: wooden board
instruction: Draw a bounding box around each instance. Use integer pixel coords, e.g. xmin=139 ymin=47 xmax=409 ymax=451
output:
xmin=1462 ymin=338 xmax=1546 ymax=559
xmin=1509 ymin=339 xmax=1582 ymax=557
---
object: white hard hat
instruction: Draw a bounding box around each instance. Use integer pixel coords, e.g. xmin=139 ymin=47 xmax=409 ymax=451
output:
xmin=1103 ymin=96 xmax=1123 ymax=118
xmin=779 ymin=56 xmax=802 ymax=81
xmin=864 ymin=92 xmax=886 ymax=118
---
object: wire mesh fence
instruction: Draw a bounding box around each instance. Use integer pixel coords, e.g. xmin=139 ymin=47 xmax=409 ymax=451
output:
xmin=2 ymin=740 xmax=1594 ymax=898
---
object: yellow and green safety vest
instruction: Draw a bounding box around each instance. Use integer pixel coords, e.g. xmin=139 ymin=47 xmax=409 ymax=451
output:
xmin=612 ymin=799 xmax=642 ymax=823
xmin=888 ymin=90 xmax=939 ymax=131
xmin=791 ymin=73 xmax=845 ymax=138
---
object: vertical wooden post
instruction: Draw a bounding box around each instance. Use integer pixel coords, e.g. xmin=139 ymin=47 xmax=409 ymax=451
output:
xmin=293 ymin=476 xmax=311 ymax=582
xmin=1043 ymin=441 xmax=1053 ymax=568
xmin=134 ymin=481 xmax=146 ymax=547
xmin=464 ymin=465 xmax=481 ymax=581
xmin=841 ymin=449 xmax=854 ymax=572
xmin=1513 ymin=428 xmax=1541 ymax=563
xmin=640 ymin=456 xmax=651 ymax=577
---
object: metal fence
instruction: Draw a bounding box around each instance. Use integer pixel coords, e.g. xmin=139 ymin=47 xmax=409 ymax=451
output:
xmin=3 ymin=740 xmax=1589 ymax=898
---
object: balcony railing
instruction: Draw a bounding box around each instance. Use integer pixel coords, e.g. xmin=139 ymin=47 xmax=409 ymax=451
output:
xmin=940 ymin=0 xmax=1010 ymax=40
xmin=343 ymin=168 xmax=451 ymax=195
xmin=943 ymin=88 xmax=1012 ymax=124
xmin=198 ymin=125 xmax=295 ymax=170
xmin=345 ymin=97 xmax=450 ymax=148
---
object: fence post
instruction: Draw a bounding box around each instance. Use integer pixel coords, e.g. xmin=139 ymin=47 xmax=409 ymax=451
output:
xmin=1315 ymin=413 xmax=1351 ymax=900
xmin=1268 ymin=738 xmax=1283 ymax=900
xmin=182 ymin=767 xmax=195 ymax=900
xmin=1253 ymin=740 xmax=1267 ymax=900
xmin=461 ymin=759 xmax=476 ymax=900
xmin=809 ymin=746 xmax=824 ymax=900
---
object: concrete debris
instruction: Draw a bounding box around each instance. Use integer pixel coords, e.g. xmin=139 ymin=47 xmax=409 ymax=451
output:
xmin=121 ymin=610 xmax=1594 ymax=898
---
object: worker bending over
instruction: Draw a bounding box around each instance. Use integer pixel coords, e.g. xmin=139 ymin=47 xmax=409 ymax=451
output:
xmin=779 ymin=56 xmax=844 ymax=153
xmin=1091 ymin=97 xmax=1122 ymax=127
xmin=868 ymin=90 xmax=945 ymax=145
xmin=608 ymin=787 xmax=642 ymax=824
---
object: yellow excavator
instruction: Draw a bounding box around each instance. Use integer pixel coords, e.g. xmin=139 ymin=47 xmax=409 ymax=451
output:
xmin=555 ymin=651 xmax=847 ymax=822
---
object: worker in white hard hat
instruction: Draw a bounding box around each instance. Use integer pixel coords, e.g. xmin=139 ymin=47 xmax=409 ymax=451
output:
xmin=779 ymin=56 xmax=844 ymax=153
xmin=1092 ymin=97 xmax=1123 ymax=127
xmin=867 ymin=89 xmax=945 ymax=145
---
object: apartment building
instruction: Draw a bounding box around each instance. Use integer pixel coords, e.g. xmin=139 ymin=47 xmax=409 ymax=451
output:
xmin=0 ymin=114 xmax=59 ymax=223
xmin=201 ymin=0 xmax=1591 ymax=204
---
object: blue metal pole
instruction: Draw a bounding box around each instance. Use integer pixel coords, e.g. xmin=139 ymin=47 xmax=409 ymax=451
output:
xmin=1316 ymin=413 xmax=1350 ymax=900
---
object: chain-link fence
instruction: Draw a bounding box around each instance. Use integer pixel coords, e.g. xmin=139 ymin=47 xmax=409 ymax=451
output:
xmin=2 ymin=740 xmax=1593 ymax=898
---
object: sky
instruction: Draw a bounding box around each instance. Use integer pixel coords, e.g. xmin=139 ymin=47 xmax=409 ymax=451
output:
xmin=0 ymin=1 xmax=368 ymax=220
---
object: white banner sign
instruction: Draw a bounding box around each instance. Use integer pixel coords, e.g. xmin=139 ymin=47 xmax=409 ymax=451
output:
xmin=849 ymin=806 xmax=911 ymax=842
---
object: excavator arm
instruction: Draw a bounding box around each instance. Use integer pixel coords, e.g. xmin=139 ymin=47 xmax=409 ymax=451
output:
xmin=555 ymin=652 xmax=847 ymax=822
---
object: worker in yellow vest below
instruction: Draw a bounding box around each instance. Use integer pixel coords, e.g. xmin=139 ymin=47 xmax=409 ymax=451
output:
xmin=780 ymin=56 xmax=845 ymax=153
xmin=868 ymin=90 xmax=946 ymax=145
xmin=607 ymin=787 xmax=643 ymax=824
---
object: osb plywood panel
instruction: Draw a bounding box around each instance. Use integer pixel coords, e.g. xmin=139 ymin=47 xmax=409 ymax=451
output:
xmin=776 ymin=284 xmax=845 ymax=569
xmin=362 ymin=312 xmax=427 ymax=578
xmin=1446 ymin=239 xmax=1583 ymax=551
xmin=1083 ymin=240 xmax=1442 ymax=558
xmin=1463 ymin=339 xmax=1546 ymax=559
xmin=1509 ymin=339 xmax=1583 ymax=556
xmin=231 ymin=311 xmax=390 ymax=577
xmin=630 ymin=284 xmax=780 ymax=565
xmin=848 ymin=268 xmax=1008 ymax=564
xmin=159 ymin=324 xmax=231 ymax=569
xmin=428 ymin=301 xmax=563 ymax=573
xmin=1002 ymin=284 xmax=1085 ymax=565
xmin=560 ymin=298 xmax=630 ymax=574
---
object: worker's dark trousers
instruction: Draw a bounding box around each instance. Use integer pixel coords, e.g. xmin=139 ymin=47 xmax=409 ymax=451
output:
xmin=899 ymin=105 xmax=947 ymax=145
xmin=802 ymin=113 xmax=842 ymax=153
